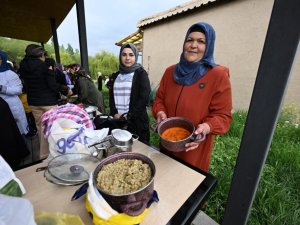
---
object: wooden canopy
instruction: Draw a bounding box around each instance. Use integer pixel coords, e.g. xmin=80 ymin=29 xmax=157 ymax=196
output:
xmin=0 ymin=0 xmax=75 ymax=43
xmin=0 ymin=0 xmax=90 ymax=72
xmin=115 ymin=29 xmax=143 ymax=51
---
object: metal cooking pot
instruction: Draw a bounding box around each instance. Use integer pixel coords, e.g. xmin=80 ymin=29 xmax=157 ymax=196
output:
xmin=88 ymin=130 xmax=139 ymax=158
xmin=105 ymin=146 xmax=128 ymax=157
xmin=157 ymin=117 xmax=205 ymax=152
xmin=93 ymin=152 xmax=155 ymax=216
xmin=110 ymin=129 xmax=139 ymax=152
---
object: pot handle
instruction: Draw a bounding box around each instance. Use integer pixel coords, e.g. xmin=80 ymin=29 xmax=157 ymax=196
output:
xmin=120 ymin=200 xmax=148 ymax=216
xmin=88 ymin=135 xmax=111 ymax=148
xmin=190 ymin=133 xmax=206 ymax=143
xmin=36 ymin=166 xmax=48 ymax=172
xmin=132 ymin=133 xmax=139 ymax=141
xmin=120 ymin=112 xmax=128 ymax=118
xmin=150 ymin=122 xmax=159 ymax=133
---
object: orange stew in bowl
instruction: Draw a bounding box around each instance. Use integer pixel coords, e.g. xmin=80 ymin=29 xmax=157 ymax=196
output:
xmin=161 ymin=127 xmax=191 ymax=141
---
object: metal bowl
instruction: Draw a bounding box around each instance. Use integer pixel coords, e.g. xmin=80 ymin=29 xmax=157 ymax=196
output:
xmin=157 ymin=117 xmax=195 ymax=152
xmin=93 ymin=152 xmax=155 ymax=216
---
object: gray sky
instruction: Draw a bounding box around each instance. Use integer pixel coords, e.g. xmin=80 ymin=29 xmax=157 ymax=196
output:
xmin=57 ymin=0 xmax=189 ymax=56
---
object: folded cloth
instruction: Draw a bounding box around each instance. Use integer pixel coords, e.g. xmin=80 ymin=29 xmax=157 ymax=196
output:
xmin=41 ymin=103 xmax=93 ymax=137
xmin=86 ymin=174 xmax=118 ymax=220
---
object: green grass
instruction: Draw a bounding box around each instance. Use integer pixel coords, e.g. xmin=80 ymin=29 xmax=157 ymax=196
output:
xmin=102 ymin=85 xmax=110 ymax=113
xmin=202 ymin=111 xmax=300 ymax=225
xmin=149 ymin=110 xmax=300 ymax=225
xmin=101 ymin=88 xmax=300 ymax=225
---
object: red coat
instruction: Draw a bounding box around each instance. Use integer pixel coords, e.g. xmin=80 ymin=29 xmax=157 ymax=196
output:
xmin=152 ymin=65 xmax=232 ymax=172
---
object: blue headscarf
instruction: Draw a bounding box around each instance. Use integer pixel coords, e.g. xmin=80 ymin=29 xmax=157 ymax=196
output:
xmin=174 ymin=22 xmax=217 ymax=86
xmin=0 ymin=51 xmax=10 ymax=72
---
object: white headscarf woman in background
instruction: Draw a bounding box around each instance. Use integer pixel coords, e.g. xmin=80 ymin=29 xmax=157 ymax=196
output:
xmin=0 ymin=50 xmax=28 ymax=135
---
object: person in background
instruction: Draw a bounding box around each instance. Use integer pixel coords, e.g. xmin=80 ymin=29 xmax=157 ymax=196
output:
xmin=12 ymin=60 xmax=38 ymax=137
xmin=62 ymin=64 xmax=73 ymax=85
xmin=12 ymin=61 xmax=20 ymax=73
xmin=97 ymin=71 xmax=102 ymax=91
xmin=18 ymin=86 xmax=38 ymax=137
xmin=73 ymin=69 xmax=106 ymax=113
xmin=45 ymin=58 xmax=69 ymax=105
xmin=109 ymin=43 xmax=151 ymax=144
xmin=19 ymin=44 xmax=72 ymax=160
xmin=0 ymin=50 xmax=28 ymax=136
xmin=48 ymin=59 xmax=68 ymax=86
xmin=152 ymin=22 xmax=232 ymax=172
xmin=104 ymin=75 xmax=110 ymax=87
xmin=0 ymin=97 xmax=29 ymax=170
xmin=67 ymin=63 xmax=80 ymax=85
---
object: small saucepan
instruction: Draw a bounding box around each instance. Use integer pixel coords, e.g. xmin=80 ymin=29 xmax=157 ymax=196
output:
xmin=157 ymin=117 xmax=205 ymax=152
xmin=110 ymin=129 xmax=139 ymax=151
xmin=88 ymin=129 xmax=139 ymax=158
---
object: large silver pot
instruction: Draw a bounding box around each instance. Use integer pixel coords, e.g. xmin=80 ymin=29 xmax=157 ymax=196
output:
xmin=157 ymin=117 xmax=205 ymax=152
xmin=93 ymin=152 xmax=155 ymax=216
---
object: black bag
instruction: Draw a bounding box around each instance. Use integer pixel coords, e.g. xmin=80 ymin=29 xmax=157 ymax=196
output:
xmin=25 ymin=112 xmax=37 ymax=137
xmin=93 ymin=114 xmax=128 ymax=134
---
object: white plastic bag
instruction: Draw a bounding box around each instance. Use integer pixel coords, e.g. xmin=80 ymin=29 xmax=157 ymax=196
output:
xmin=47 ymin=118 xmax=109 ymax=158
xmin=0 ymin=194 xmax=36 ymax=225
xmin=0 ymin=156 xmax=26 ymax=196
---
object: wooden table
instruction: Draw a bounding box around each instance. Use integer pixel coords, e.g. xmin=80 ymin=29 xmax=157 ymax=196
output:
xmin=15 ymin=141 xmax=216 ymax=225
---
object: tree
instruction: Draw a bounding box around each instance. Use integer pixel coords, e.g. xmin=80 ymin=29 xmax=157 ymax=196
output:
xmin=60 ymin=44 xmax=65 ymax=51
xmin=60 ymin=51 xmax=77 ymax=66
xmin=89 ymin=51 xmax=118 ymax=80
xmin=66 ymin=44 xmax=74 ymax=55
xmin=0 ymin=37 xmax=118 ymax=77
xmin=0 ymin=37 xmax=34 ymax=62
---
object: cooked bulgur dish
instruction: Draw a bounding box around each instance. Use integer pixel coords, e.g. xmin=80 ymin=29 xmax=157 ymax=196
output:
xmin=96 ymin=159 xmax=152 ymax=194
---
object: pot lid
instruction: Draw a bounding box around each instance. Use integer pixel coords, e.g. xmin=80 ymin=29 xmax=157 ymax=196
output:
xmin=44 ymin=169 xmax=85 ymax=186
xmin=111 ymin=129 xmax=132 ymax=142
xmin=47 ymin=153 xmax=100 ymax=183
xmin=84 ymin=105 xmax=98 ymax=113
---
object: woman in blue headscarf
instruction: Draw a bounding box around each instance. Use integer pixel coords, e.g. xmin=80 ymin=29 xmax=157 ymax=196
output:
xmin=0 ymin=50 xmax=28 ymax=135
xmin=152 ymin=22 xmax=232 ymax=172
xmin=109 ymin=43 xmax=151 ymax=144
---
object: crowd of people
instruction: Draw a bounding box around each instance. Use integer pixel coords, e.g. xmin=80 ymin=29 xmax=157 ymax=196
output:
xmin=0 ymin=44 xmax=106 ymax=167
xmin=1 ymin=22 xmax=232 ymax=173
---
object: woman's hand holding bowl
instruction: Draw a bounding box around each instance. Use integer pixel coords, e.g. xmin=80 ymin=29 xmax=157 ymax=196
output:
xmin=156 ymin=111 xmax=167 ymax=123
xmin=185 ymin=123 xmax=210 ymax=152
